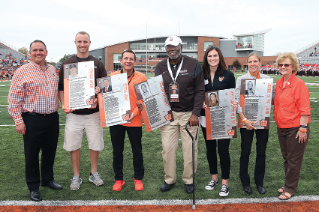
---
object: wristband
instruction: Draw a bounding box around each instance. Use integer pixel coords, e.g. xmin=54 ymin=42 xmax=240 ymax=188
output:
xmin=242 ymin=118 xmax=247 ymax=122
xmin=299 ymin=128 xmax=307 ymax=133
xmin=300 ymin=125 xmax=307 ymax=128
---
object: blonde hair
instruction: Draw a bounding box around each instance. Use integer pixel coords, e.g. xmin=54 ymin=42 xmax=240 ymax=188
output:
xmin=276 ymin=52 xmax=299 ymax=73
xmin=247 ymin=52 xmax=261 ymax=62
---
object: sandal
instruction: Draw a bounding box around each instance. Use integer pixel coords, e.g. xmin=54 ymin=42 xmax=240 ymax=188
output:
xmin=278 ymin=191 xmax=294 ymax=200
xmin=278 ymin=187 xmax=284 ymax=193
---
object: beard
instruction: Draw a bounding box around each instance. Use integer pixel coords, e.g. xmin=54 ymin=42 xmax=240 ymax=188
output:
xmin=168 ymin=46 xmax=181 ymax=59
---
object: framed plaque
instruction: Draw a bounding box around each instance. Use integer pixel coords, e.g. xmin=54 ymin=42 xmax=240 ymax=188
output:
xmin=97 ymin=73 xmax=131 ymax=127
xmin=63 ymin=61 xmax=95 ymax=110
xmin=238 ymin=78 xmax=273 ymax=129
xmin=134 ymin=75 xmax=173 ymax=133
xmin=205 ymin=89 xmax=237 ymax=140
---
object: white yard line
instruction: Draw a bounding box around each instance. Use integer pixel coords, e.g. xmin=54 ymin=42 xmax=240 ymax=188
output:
xmin=0 ymin=195 xmax=319 ymax=206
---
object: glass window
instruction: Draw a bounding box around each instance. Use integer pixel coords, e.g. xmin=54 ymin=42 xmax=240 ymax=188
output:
xmin=204 ymin=42 xmax=214 ymax=51
xmin=228 ymin=65 xmax=233 ymax=71
xmin=236 ymin=36 xmax=253 ymax=49
xmin=113 ymin=63 xmax=122 ymax=71
xmin=113 ymin=53 xmax=121 ymax=63
xmin=130 ymin=42 xmax=198 ymax=51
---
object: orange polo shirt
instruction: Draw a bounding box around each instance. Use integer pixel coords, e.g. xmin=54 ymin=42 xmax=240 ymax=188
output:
xmin=111 ymin=70 xmax=147 ymax=127
xmin=273 ymin=73 xmax=311 ymax=128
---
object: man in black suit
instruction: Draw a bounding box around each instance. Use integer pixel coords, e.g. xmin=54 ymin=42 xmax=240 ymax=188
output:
xmin=102 ymin=78 xmax=112 ymax=93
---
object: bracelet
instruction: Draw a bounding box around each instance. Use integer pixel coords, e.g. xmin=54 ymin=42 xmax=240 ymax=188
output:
xmin=299 ymin=128 xmax=307 ymax=133
xmin=242 ymin=118 xmax=247 ymax=122
xmin=300 ymin=125 xmax=307 ymax=128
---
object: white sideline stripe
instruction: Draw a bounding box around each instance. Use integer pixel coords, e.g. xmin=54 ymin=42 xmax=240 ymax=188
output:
xmin=0 ymin=195 xmax=319 ymax=206
xmin=1 ymin=121 xmax=319 ymax=127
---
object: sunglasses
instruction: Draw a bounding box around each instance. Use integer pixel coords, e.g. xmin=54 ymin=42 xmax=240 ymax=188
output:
xmin=278 ymin=64 xmax=291 ymax=68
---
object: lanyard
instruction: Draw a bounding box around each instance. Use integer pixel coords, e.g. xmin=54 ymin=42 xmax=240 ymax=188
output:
xmin=121 ymin=69 xmax=135 ymax=85
xmin=167 ymin=57 xmax=184 ymax=83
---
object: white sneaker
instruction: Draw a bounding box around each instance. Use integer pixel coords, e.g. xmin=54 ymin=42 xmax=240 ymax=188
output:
xmin=89 ymin=172 xmax=104 ymax=186
xmin=205 ymin=179 xmax=219 ymax=191
xmin=70 ymin=175 xmax=82 ymax=190
xmin=219 ymin=184 xmax=229 ymax=197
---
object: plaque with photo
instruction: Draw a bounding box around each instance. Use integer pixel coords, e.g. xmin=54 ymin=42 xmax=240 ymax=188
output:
xmin=205 ymin=89 xmax=237 ymax=140
xmin=238 ymin=78 xmax=273 ymax=129
xmin=97 ymin=73 xmax=131 ymax=127
xmin=134 ymin=75 xmax=173 ymax=133
xmin=63 ymin=61 xmax=95 ymax=110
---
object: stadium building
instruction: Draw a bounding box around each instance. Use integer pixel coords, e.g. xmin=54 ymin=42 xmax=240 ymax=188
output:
xmin=89 ymin=29 xmax=278 ymax=72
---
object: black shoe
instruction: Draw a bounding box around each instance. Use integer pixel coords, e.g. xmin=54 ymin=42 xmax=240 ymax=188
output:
xmin=257 ymin=186 xmax=266 ymax=194
xmin=160 ymin=181 xmax=175 ymax=192
xmin=185 ymin=184 xmax=194 ymax=194
xmin=30 ymin=190 xmax=42 ymax=201
xmin=243 ymin=186 xmax=252 ymax=194
xmin=42 ymin=180 xmax=63 ymax=190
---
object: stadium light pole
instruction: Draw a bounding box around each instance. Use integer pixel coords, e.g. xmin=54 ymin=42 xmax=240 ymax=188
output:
xmin=146 ymin=22 xmax=148 ymax=74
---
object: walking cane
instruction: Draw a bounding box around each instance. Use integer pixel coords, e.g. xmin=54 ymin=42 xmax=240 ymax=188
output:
xmin=185 ymin=121 xmax=197 ymax=209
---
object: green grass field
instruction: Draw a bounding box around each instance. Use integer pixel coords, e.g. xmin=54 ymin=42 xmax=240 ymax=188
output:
xmin=0 ymin=73 xmax=318 ymax=201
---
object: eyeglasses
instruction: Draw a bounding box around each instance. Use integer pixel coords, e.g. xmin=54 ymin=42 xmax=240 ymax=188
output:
xmin=278 ymin=64 xmax=291 ymax=68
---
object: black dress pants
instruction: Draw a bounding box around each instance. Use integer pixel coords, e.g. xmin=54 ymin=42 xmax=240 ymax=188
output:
xmin=201 ymin=126 xmax=230 ymax=179
xmin=22 ymin=112 xmax=59 ymax=191
xmin=110 ymin=125 xmax=144 ymax=180
xmin=239 ymin=128 xmax=269 ymax=187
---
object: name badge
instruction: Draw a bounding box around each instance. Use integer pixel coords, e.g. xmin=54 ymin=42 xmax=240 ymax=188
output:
xmin=169 ymin=82 xmax=179 ymax=102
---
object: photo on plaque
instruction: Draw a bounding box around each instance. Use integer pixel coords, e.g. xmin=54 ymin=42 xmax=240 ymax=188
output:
xmin=63 ymin=61 xmax=95 ymax=110
xmin=238 ymin=78 xmax=273 ymax=129
xmin=207 ymin=92 xmax=219 ymax=107
xmin=97 ymin=73 xmax=131 ymax=127
xmin=245 ymin=80 xmax=256 ymax=95
xmin=99 ymin=77 xmax=113 ymax=93
xmin=134 ymin=75 xmax=173 ymax=133
xmin=205 ymin=89 xmax=237 ymax=140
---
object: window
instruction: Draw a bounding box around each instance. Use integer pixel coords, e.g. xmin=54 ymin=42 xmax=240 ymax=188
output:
xmin=113 ymin=54 xmax=121 ymax=63
xmin=204 ymin=42 xmax=214 ymax=51
xmin=113 ymin=63 xmax=122 ymax=71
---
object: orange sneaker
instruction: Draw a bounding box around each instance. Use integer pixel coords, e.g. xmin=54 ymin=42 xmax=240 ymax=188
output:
xmin=134 ymin=179 xmax=144 ymax=191
xmin=112 ymin=179 xmax=125 ymax=191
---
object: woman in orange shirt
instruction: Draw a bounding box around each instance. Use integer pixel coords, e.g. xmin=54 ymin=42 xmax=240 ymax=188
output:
xmin=273 ymin=52 xmax=311 ymax=200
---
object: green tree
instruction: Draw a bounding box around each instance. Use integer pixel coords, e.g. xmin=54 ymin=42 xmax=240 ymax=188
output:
xmin=59 ymin=54 xmax=73 ymax=62
xmin=232 ymin=59 xmax=241 ymax=68
xmin=18 ymin=47 xmax=29 ymax=56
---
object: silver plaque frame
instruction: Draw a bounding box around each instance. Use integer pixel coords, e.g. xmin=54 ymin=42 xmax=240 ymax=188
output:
xmin=205 ymin=89 xmax=237 ymax=140
xmin=97 ymin=73 xmax=131 ymax=127
xmin=134 ymin=75 xmax=173 ymax=133
xmin=238 ymin=78 xmax=273 ymax=129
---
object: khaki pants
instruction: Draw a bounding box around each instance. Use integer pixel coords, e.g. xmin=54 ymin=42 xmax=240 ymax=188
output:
xmin=160 ymin=111 xmax=199 ymax=184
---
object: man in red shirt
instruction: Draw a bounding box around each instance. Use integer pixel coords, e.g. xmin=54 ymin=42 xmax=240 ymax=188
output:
xmin=8 ymin=40 xmax=62 ymax=202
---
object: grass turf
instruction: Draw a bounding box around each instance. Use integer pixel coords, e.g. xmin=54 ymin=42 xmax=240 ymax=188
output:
xmin=0 ymin=73 xmax=318 ymax=201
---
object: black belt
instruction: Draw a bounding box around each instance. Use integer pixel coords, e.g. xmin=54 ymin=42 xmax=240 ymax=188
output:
xmin=24 ymin=112 xmax=57 ymax=116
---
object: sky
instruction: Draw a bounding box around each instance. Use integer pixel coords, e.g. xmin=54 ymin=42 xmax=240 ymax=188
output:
xmin=1 ymin=0 xmax=319 ymax=62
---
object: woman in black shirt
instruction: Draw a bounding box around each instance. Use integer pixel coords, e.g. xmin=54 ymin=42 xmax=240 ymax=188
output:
xmin=200 ymin=45 xmax=235 ymax=197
